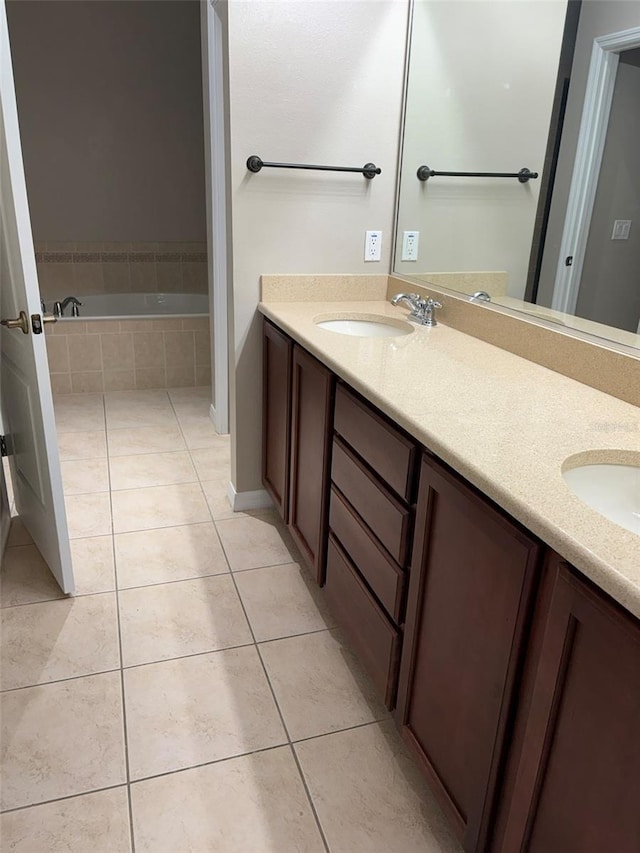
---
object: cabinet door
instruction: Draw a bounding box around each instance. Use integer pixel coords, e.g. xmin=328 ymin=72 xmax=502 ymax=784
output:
xmin=396 ymin=455 xmax=541 ymax=852
xmin=502 ymin=559 xmax=640 ymax=853
xmin=262 ymin=320 xmax=293 ymax=521
xmin=288 ymin=344 xmax=334 ymax=583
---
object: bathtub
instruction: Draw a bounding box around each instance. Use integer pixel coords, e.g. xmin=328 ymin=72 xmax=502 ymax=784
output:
xmin=45 ymin=292 xmax=212 ymax=394
xmin=51 ymin=291 xmax=209 ymax=319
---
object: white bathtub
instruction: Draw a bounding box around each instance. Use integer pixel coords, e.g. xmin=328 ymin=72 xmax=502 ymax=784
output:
xmin=54 ymin=292 xmax=209 ymax=319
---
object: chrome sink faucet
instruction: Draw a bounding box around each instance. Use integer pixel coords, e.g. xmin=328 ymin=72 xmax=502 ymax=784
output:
xmin=391 ymin=292 xmax=442 ymax=327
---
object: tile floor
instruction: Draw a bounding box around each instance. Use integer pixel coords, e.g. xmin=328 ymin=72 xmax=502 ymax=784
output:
xmin=0 ymin=388 xmax=461 ymax=852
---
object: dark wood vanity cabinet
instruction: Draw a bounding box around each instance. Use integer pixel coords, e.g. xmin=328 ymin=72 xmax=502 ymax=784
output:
xmin=500 ymin=556 xmax=640 ymax=853
xmin=262 ymin=320 xmax=293 ymax=520
xmin=262 ymin=319 xmax=334 ymax=582
xmin=396 ymin=454 xmax=543 ymax=852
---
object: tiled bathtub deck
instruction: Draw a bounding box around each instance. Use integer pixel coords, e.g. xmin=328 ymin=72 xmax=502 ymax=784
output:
xmin=0 ymin=388 xmax=460 ymax=852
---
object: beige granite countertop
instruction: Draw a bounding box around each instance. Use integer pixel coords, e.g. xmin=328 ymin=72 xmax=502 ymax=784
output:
xmin=259 ymin=295 xmax=640 ymax=619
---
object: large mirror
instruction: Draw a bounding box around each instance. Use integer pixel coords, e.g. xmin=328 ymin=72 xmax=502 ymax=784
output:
xmin=394 ymin=0 xmax=640 ymax=351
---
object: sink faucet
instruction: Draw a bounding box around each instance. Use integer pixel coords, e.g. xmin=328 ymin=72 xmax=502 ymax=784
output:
xmin=391 ymin=292 xmax=442 ymax=327
xmin=54 ymin=296 xmax=82 ymax=317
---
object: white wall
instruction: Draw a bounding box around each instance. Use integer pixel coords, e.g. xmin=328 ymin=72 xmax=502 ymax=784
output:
xmin=538 ymin=0 xmax=640 ymax=307
xmin=576 ymin=61 xmax=640 ymax=332
xmin=6 ymin=0 xmax=206 ymax=243
xmin=394 ymin=0 xmax=566 ymax=296
xmin=226 ymin=0 xmax=409 ymax=493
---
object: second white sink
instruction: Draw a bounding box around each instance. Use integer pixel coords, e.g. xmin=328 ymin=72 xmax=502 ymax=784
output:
xmin=562 ymin=462 xmax=640 ymax=536
xmin=315 ymin=314 xmax=413 ymax=338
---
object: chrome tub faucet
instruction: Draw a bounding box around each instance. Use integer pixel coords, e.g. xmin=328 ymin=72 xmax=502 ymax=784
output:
xmin=391 ymin=292 xmax=442 ymax=327
xmin=54 ymin=296 xmax=82 ymax=317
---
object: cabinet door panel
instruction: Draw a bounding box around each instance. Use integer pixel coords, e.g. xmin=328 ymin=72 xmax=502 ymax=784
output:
xmin=262 ymin=320 xmax=292 ymax=521
xmin=396 ymin=455 xmax=541 ymax=851
xmin=503 ymin=561 xmax=640 ymax=853
xmin=288 ymin=345 xmax=334 ymax=583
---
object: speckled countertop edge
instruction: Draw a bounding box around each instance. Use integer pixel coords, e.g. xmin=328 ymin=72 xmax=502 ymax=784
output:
xmin=259 ymin=298 xmax=640 ymax=620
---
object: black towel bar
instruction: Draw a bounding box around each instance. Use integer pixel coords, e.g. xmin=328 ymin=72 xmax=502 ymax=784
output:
xmin=247 ymin=155 xmax=381 ymax=179
xmin=416 ymin=165 xmax=538 ymax=183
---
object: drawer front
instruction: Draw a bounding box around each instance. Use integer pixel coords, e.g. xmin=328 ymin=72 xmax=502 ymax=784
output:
xmin=334 ymin=384 xmax=416 ymax=501
xmin=325 ymin=535 xmax=400 ymax=709
xmin=329 ymin=486 xmax=405 ymax=623
xmin=331 ymin=438 xmax=411 ymax=564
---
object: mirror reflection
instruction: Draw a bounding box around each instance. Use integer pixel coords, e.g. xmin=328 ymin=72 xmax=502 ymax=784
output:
xmin=394 ymin=0 xmax=640 ymax=350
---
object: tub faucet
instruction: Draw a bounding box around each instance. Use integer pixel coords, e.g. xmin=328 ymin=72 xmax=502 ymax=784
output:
xmin=391 ymin=292 xmax=442 ymax=326
xmin=54 ymin=296 xmax=82 ymax=317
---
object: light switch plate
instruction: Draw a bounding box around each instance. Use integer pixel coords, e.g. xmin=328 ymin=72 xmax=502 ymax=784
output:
xmin=365 ymin=230 xmax=382 ymax=262
xmin=611 ymin=220 xmax=631 ymax=240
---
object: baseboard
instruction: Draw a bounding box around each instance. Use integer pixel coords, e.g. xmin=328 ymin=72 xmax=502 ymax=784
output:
xmin=227 ymin=482 xmax=273 ymax=512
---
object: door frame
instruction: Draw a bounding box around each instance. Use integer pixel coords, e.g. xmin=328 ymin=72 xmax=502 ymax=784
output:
xmin=551 ymin=26 xmax=640 ymax=314
xmin=201 ymin=0 xmax=230 ymax=434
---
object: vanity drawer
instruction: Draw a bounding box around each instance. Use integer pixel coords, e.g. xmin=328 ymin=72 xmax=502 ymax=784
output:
xmin=334 ymin=384 xmax=416 ymax=502
xmin=329 ymin=486 xmax=405 ymax=624
xmin=331 ymin=437 xmax=412 ymax=565
xmin=325 ymin=535 xmax=400 ymax=709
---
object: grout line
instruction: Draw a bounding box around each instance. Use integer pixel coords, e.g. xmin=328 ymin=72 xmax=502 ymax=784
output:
xmin=0 ymin=667 xmax=122 ymax=695
xmin=288 ymin=745 xmax=332 ymax=853
xmin=0 ymin=783 xmax=129 ymax=817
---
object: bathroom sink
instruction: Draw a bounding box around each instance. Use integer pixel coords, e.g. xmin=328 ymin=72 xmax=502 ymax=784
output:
xmin=315 ymin=314 xmax=413 ymax=338
xmin=562 ymin=463 xmax=640 ymax=536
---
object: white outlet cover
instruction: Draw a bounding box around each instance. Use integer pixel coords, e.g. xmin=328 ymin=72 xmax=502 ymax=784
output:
xmin=365 ymin=230 xmax=382 ymax=262
xmin=611 ymin=220 xmax=631 ymax=240
xmin=402 ymin=230 xmax=419 ymax=261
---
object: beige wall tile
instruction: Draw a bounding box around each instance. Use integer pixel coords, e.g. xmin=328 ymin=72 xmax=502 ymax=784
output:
xmin=71 ymin=371 xmax=104 ymax=393
xmin=68 ymin=334 xmax=102 ymax=370
xmin=135 ymin=367 xmax=167 ymax=390
xmin=49 ymin=320 xmax=86 ymax=335
xmin=101 ymin=333 xmax=134 ymax=370
xmin=41 ymin=262 xmax=74 ymax=295
xmin=50 ymin=373 xmax=72 ymax=395
xmin=195 ymin=364 xmax=212 ymax=386
xmin=152 ymin=319 xmax=182 ymax=331
xmin=129 ymin=263 xmax=157 ymax=293
xmin=164 ymin=331 xmax=195 ymax=367
xmin=119 ymin=319 xmax=155 ymax=332
xmin=85 ymin=320 xmax=121 ymax=334
xmin=103 ymin=262 xmax=131 ymax=294
xmin=45 ymin=336 xmax=69 ymax=373
xmin=181 ymin=316 xmax=209 ymax=331
xmin=182 ymin=261 xmax=208 ymax=294
xmin=156 ymin=262 xmax=183 ymax=293
xmin=166 ymin=365 xmax=195 ymax=387
xmin=72 ymin=262 xmax=104 ymax=296
xmin=133 ymin=332 xmax=165 ymax=369
xmin=104 ymin=370 xmax=136 ymax=392
xmin=194 ymin=330 xmax=211 ymax=365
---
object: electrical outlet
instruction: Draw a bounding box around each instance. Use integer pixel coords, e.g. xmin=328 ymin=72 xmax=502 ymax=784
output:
xmin=364 ymin=230 xmax=382 ymax=262
xmin=402 ymin=230 xmax=419 ymax=261
xmin=611 ymin=220 xmax=631 ymax=240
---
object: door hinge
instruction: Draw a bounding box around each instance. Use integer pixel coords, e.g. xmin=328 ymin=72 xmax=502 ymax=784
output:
xmin=0 ymin=435 xmax=8 ymax=457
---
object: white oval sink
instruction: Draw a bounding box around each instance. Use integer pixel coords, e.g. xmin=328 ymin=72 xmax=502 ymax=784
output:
xmin=315 ymin=315 xmax=412 ymax=338
xmin=562 ymin=463 xmax=640 ymax=536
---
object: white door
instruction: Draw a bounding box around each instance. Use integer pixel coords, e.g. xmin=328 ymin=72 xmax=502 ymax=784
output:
xmin=0 ymin=0 xmax=73 ymax=592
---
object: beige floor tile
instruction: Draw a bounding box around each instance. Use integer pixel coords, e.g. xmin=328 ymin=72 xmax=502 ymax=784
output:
xmin=107 ymin=424 xmax=186 ymax=456
xmin=215 ymin=511 xmax=294 ymax=571
xmin=109 ymin=451 xmax=197 ymax=490
xmin=119 ymin=574 xmax=251 ymax=667
xmin=180 ymin=421 xmax=228 ymax=450
xmin=172 ymin=398 xmax=214 ymax=424
xmin=295 ymin=722 xmax=462 ymax=853
xmin=260 ymin=630 xmax=387 ymax=741
xmin=200 ymin=478 xmax=237 ymax=519
xmin=61 ymin=458 xmax=110 ymax=495
xmin=0 ymin=787 xmax=132 ymax=853
xmin=65 ymin=493 xmax=112 ymax=538
xmin=167 ymin=386 xmax=211 ymax=402
xmin=1 ymin=544 xmax=64 ymax=607
xmin=70 ymin=535 xmax=116 ymax=595
xmin=235 ymin=562 xmax=336 ymax=642
xmin=189 ymin=444 xmax=231 ymax=480
xmin=111 ymin=483 xmax=209 ymax=533
xmin=131 ymin=747 xmax=324 ymax=853
xmin=54 ymin=394 xmax=105 ymax=433
xmin=114 ymin=522 xmax=228 ymax=588
xmin=104 ymin=390 xmax=177 ymax=430
xmin=57 ymin=430 xmax=107 ymax=461
xmin=0 ymin=671 xmax=126 ymax=810
xmin=1 ymin=592 xmax=120 ymax=690
xmin=6 ymin=516 xmax=33 ymax=547
xmin=124 ymin=646 xmax=287 ymax=779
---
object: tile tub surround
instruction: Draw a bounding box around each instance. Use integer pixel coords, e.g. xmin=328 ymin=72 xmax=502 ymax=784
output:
xmin=35 ymin=241 xmax=208 ymax=300
xmin=0 ymin=387 xmax=461 ymax=852
xmin=45 ymin=316 xmax=212 ymax=393
xmin=258 ymin=293 xmax=640 ymax=621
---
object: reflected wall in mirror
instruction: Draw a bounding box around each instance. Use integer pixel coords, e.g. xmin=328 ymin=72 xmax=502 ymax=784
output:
xmin=394 ymin=0 xmax=640 ymax=351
